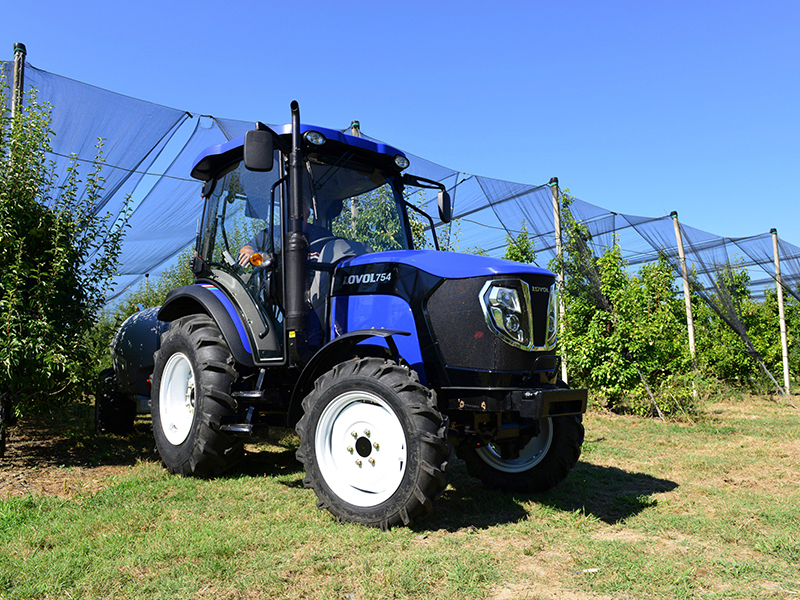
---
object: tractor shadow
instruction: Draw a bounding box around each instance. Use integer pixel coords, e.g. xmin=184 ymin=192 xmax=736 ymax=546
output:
xmin=418 ymin=457 xmax=678 ymax=532
xmin=233 ymin=437 xmax=679 ymax=531
xmin=222 ymin=428 xmax=679 ymax=530
xmin=233 ymin=444 xmax=303 ymax=481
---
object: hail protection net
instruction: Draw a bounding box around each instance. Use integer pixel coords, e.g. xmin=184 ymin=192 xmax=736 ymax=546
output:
xmin=2 ymin=57 xmax=799 ymax=384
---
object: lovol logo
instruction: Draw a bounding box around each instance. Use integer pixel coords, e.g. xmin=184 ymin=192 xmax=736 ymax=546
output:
xmin=346 ymin=272 xmax=393 ymax=285
xmin=530 ymin=286 xmax=550 ymax=294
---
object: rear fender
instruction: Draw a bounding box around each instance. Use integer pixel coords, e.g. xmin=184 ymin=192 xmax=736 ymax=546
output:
xmin=286 ymin=329 xmax=410 ymax=428
xmin=158 ymin=284 xmax=255 ymax=367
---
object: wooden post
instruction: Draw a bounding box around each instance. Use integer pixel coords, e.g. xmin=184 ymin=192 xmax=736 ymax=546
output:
xmin=671 ymin=212 xmax=698 ymax=370
xmin=771 ymin=228 xmax=791 ymax=393
xmin=550 ymin=177 xmax=568 ymax=384
xmin=11 ymin=43 xmax=26 ymax=119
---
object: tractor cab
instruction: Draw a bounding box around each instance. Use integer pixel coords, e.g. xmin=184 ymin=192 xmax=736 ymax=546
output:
xmin=181 ymin=118 xmax=446 ymax=364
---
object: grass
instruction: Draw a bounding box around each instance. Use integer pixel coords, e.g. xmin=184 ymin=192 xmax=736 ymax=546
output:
xmin=1 ymin=396 xmax=799 ymax=599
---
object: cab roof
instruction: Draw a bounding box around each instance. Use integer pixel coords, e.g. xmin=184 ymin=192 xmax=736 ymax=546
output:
xmin=190 ymin=123 xmax=407 ymax=182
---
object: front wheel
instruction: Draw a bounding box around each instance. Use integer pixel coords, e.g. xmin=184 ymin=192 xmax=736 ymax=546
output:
xmin=459 ymin=414 xmax=584 ymax=493
xmin=151 ymin=315 xmax=244 ymax=477
xmin=296 ymin=358 xmax=451 ymax=529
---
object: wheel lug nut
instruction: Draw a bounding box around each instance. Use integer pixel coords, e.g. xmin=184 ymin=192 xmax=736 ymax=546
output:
xmin=355 ymin=459 xmax=362 ymax=467
xmin=347 ymin=447 xmax=353 ymax=453
xmin=364 ymin=429 xmax=370 ymax=437
xmin=351 ymin=431 xmax=358 ymax=438
xmin=373 ymin=442 xmax=379 ymax=450
xmin=369 ymin=458 xmax=375 ymax=466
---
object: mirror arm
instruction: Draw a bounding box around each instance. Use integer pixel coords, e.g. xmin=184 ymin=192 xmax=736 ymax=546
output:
xmin=401 ymin=173 xmax=452 ymax=224
xmin=255 ymin=121 xmax=290 ymax=155
xmin=403 ymin=200 xmax=441 ymax=251
xmin=401 ymin=173 xmax=445 ymax=192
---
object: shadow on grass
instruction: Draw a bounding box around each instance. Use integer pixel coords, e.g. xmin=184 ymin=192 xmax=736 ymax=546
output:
xmin=1 ymin=416 xmax=156 ymax=470
xmin=229 ymin=447 xmax=678 ymax=531
xmin=232 ymin=446 xmax=304 ymax=482
xmin=419 ymin=458 xmax=678 ymax=531
xmin=536 ymin=460 xmax=678 ymax=524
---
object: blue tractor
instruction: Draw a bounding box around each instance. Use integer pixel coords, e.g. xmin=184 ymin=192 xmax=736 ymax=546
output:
xmin=109 ymin=102 xmax=587 ymax=528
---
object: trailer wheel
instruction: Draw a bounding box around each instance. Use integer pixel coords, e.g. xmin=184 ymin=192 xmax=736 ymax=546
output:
xmin=296 ymin=358 xmax=451 ymax=529
xmin=95 ymin=368 xmax=136 ymax=435
xmin=151 ymin=315 xmax=244 ymax=478
xmin=459 ymin=414 xmax=584 ymax=493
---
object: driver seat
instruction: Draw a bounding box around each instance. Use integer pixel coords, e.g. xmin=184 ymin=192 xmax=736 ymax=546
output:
xmin=308 ymin=237 xmax=372 ymax=318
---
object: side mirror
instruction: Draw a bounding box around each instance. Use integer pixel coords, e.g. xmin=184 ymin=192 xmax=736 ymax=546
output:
xmin=244 ymin=129 xmax=274 ymax=172
xmin=438 ymin=189 xmax=452 ymax=223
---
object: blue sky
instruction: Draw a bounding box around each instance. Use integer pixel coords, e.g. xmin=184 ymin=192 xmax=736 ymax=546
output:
xmin=3 ymin=0 xmax=799 ymax=245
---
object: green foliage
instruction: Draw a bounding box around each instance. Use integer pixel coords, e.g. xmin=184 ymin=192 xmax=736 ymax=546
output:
xmin=693 ymin=278 xmax=800 ymax=392
xmin=502 ymin=220 xmax=536 ymax=263
xmin=0 ymin=83 xmax=130 ymax=413
xmin=555 ymin=237 xmax=693 ymax=416
xmin=539 ymin=190 xmax=798 ymax=417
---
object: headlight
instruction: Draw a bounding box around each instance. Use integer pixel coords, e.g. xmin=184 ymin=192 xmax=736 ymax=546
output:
xmin=394 ymin=154 xmax=410 ymax=169
xmin=546 ymin=283 xmax=558 ymax=349
xmin=304 ymin=130 xmax=326 ymax=146
xmin=479 ymin=279 xmax=558 ymax=351
xmin=481 ymin=281 xmax=532 ymax=349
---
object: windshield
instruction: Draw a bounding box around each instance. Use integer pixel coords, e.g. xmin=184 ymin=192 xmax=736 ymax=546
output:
xmin=201 ymin=158 xmax=411 ymax=269
xmin=303 ymin=156 xmax=411 ymax=253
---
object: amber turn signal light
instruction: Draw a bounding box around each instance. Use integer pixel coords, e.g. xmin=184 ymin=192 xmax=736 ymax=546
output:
xmin=250 ymin=253 xmax=264 ymax=266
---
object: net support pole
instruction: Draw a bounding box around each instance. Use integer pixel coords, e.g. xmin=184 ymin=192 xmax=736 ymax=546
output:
xmin=671 ymin=212 xmax=698 ymax=370
xmin=11 ymin=43 xmax=26 ymax=119
xmin=771 ymin=228 xmax=791 ymax=393
xmin=550 ymin=177 xmax=568 ymax=384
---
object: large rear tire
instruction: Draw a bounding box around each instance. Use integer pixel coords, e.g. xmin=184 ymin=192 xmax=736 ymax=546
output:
xmin=459 ymin=414 xmax=584 ymax=493
xmin=296 ymin=358 xmax=451 ymax=529
xmin=151 ymin=315 xmax=244 ymax=477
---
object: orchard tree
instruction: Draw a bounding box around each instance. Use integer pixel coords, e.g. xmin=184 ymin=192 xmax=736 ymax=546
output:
xmin=0 ymin=83 xmax=130 ymax=439
xmin=503 ymin=220 xmax=536 ymax=263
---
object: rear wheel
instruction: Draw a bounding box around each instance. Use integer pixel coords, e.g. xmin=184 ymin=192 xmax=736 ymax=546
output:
xmin=151 ymin=315 xmax=244 ymax=477
xmin=459 ymin=414 xmax=584 ymax=493
xmin=296 ymin=358 xmax=451 ymax=529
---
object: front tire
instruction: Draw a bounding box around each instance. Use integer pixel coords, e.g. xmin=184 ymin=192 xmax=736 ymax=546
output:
xmin=296 ymin=358 xmax=451 ymax=529
xmin=151 ymin=315 xmax=244 ymax=477
xmin=459 ymin=414 xmax=584 ymax=493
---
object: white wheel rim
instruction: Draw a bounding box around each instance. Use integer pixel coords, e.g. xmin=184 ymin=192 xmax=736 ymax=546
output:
xmin=476 ymin=418 xmax=554 ymax=473
xmin=159 ymin=352 xmax=196 ymax=446
xmin=315 ymin=390 xmax=407 ymax=507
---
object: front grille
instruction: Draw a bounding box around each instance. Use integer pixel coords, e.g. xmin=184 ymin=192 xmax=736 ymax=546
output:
xmin=425 ymin=273 xmax=555 ymax=371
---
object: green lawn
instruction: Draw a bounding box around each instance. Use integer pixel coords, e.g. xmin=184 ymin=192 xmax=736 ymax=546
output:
xmin=1 ymin=397 xmax=798 ymax=599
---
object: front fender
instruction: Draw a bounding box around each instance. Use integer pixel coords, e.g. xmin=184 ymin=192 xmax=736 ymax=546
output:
xmin=158 ymin=284 xmax=255 ymax=367
xmin=286 ymin=329 xmax=411 ymax=427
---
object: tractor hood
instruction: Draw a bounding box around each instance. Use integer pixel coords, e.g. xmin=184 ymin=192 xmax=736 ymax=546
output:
xmin=340 ymin=249 xmax=554 ymax=280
